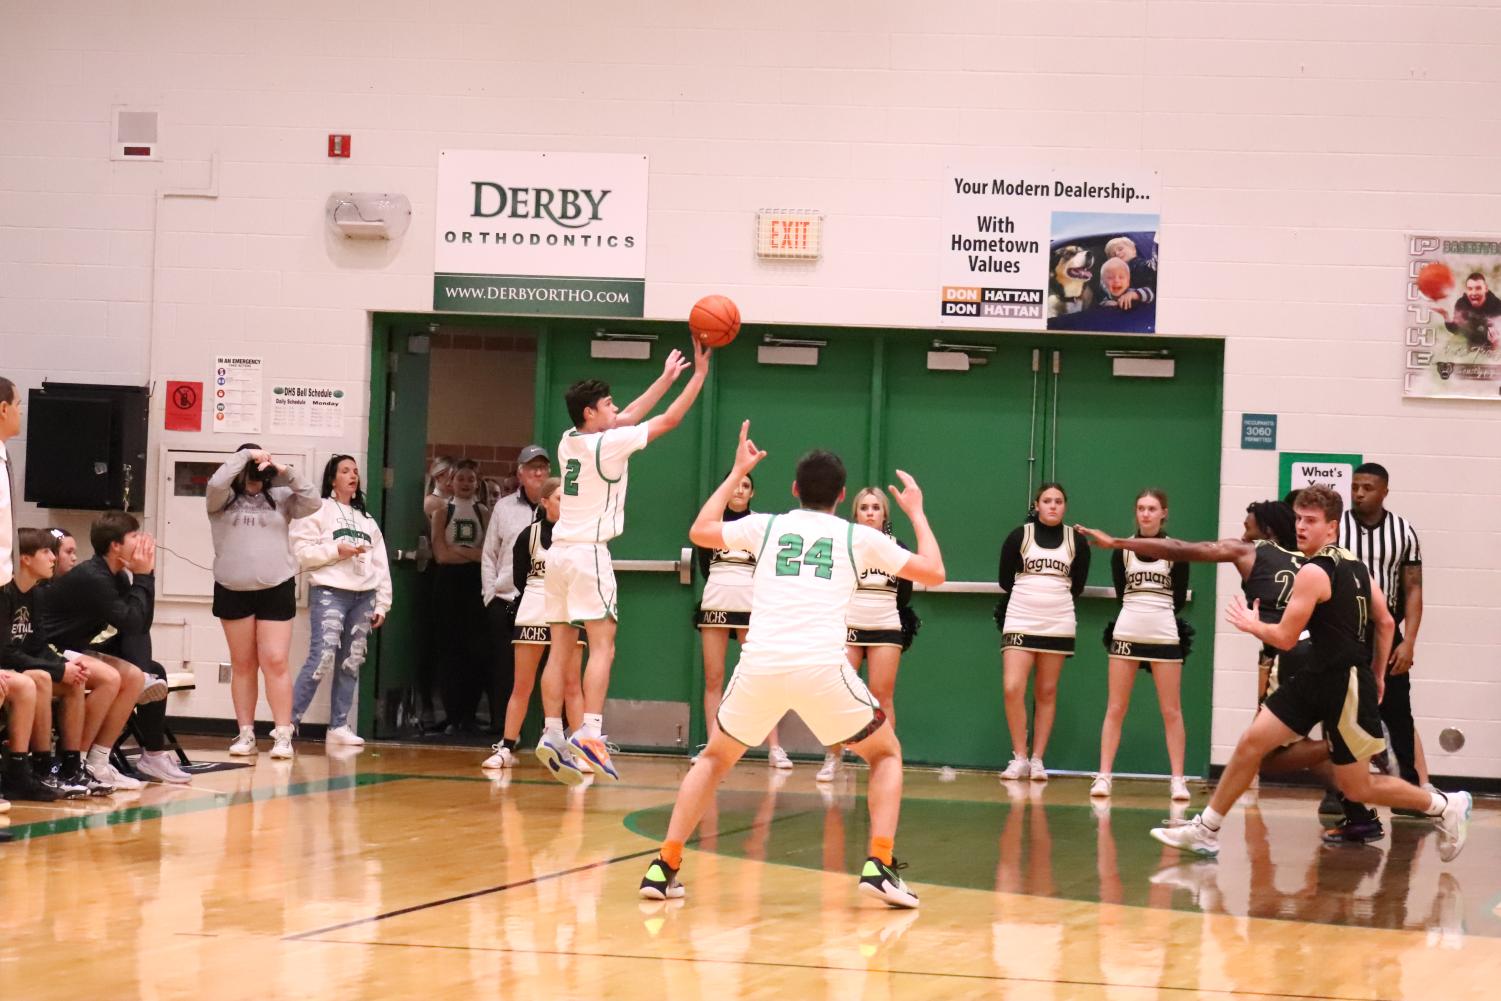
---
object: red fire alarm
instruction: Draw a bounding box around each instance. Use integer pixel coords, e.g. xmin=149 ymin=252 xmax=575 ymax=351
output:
xmin=328 ymin=134 xmax=351 ymax=158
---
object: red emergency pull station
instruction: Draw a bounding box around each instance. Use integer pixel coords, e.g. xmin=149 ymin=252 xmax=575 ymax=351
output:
xmin=328 ymin=134 xmax=351 ymax=158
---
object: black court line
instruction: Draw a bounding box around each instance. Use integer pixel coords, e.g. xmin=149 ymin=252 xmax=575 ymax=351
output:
xmin=284 ymin=809 xmax=817 ymax=942
xmin=287 ymin=938 xmax=1401 ymax=1001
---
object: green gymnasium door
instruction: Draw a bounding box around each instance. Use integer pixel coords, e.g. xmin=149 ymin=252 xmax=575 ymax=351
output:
xmin=1043 ymin=341 xmax=1223 ymax=777
xmin=364 ymin=322 xmax=433 ymax=739
xmin=880 ymin=339 xmax=1041 ymax=768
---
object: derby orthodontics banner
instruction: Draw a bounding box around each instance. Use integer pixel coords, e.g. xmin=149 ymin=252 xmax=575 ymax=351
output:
xmin=434 ymin=150 xmax=648 ymax=317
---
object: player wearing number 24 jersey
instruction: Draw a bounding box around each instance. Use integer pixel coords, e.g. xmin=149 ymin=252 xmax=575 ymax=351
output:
xmin=640 ymin=420 xmax=946 ymax=910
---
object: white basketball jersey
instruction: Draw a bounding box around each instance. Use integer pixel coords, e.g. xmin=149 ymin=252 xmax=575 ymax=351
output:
xmin=720 ymin=509 xmax=908 ymax=673
xmin=1121 ymin=548 xmax=1174 ymax=614
xmin=552 ymin=424 xmax=649 ymax=545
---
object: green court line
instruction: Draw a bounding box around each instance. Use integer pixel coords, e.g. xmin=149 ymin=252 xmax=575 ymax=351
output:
xmin=3 ymin=773 xmax=415 ymax=842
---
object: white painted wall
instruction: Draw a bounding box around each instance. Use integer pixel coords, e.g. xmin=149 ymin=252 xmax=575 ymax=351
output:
xmin=2 ymin=0 xmax=1498 ymax=774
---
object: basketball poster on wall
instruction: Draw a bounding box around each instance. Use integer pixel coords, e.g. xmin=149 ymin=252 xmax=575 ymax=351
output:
xmin=1403 ymin=234 xmax=1501 ymax=399
xmin=433 ymin=150 xmax=648 ymax=318
xmin=939 ymin=167 xmax=1161 ymax=333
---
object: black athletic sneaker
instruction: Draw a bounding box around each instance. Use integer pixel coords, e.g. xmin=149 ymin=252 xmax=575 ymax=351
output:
xmin=1322 ymin=815 xmax=1385 ymax=844
xmin=639 ymin=857 xmax=686 ymax=901
xmin=58 ymin=761 xmax=113 ymax=797
xmin=2 ymin=762 xmax=60 ymax=802
xmin=858 ymin=856 xmax=919 ymax=909
xmin=1318 ymin=790 xmax=1344 ymax=816
xmin=46 ymin=762 xmax=88 ymax=799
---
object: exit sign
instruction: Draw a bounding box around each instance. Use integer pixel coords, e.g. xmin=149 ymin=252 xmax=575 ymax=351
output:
xmin=756 ymin=209 xmax=822 ymax=260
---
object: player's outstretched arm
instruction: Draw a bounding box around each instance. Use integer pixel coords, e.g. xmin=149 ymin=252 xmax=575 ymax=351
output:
xmin=1077 ymin=526 xmax=1250 ymax=566
xmin=689 ymin=420 xmax=766 ymax=549
xmin=1225 ymin=562 xmax=1328 ymax=650
xmin=887 ymin=470 xmax=945 ymax=587
xmin=616 ymin=348 xmax=689 ymax=427
xmin=644 ymin=339 xmax=710 ymax=443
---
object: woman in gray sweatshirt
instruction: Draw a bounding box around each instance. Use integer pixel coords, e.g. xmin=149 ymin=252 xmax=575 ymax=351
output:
xmin=207 ymin=444 xmax=320 ymax=759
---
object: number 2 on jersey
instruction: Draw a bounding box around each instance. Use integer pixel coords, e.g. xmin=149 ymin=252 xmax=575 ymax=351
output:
xmin=563 ymin=459 xmax=580 ymax=496
xmin=1273 ymin=569 xmax=1296 ymax=608
xmin=774 ymin=533 xmax=834 ymax=579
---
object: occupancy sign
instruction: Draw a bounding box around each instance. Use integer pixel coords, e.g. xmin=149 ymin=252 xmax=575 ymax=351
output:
xmin=939 ymin=167 xmax=1161 ymax=333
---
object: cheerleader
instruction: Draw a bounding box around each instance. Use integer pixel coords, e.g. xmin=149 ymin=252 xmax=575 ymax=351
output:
xmin=1088 ymin=489 xmax=1191 ymax=801
xmin=996 ymin=482 xmax=1090 ymax=782
xmin=483 ymin=478 xmax=585 ymax=772
xmin=694 ymin=472 xmax=791 ymax=769
xmin=819 ymin=487 xmax=914 ymax=783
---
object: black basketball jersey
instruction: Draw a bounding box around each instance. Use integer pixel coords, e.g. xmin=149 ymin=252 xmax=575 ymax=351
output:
xmin=1243 ymin=540 xmax=1303 ymax=624
xmin=1306 ymin=545 xmax=1374 ymax=674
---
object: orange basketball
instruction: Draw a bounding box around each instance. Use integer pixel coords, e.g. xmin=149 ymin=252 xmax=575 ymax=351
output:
xmin=688 ymin=295 xmax=741 ymax=348
xmin=1417 ymin=261 xmax=1454 ymax=301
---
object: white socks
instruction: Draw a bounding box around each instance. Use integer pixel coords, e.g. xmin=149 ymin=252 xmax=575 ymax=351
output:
xmin=87 ymin=745 xmax=110 ymax=767
xmin=1427 ymin=790 xmax=1447 ymax=816
xmin=581 ymin=714 xmax=603 ymax=740
xmin=544 ymin=717 xmax=565 ymax=742
xmin=1201 ymin=807 xmax=1225 ymax=831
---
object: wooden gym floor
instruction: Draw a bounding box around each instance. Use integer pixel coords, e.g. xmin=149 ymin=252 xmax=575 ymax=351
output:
xmin=2 ymin=739 xmax=1497 ymax=1000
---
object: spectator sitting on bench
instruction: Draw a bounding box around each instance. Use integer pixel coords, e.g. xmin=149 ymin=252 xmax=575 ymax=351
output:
xmin=2 ymin=528 xmax=116 ymax=798
xmin=40 ymin=511 xmax=188 ymax=787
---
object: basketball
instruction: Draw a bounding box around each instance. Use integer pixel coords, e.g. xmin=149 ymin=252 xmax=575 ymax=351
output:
xmin=688 ymin=294 xmax=741 ymax=348
xmin=1417 ymin=261 xmax=1454 ymax=301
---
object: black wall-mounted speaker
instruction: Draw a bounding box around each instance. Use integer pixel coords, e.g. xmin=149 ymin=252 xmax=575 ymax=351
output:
xmin=24 ymin=382 xmax=148 ymax=511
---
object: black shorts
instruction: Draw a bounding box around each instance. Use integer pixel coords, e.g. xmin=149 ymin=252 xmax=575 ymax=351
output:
xmin=212 ymin=578 xmax=296 ymax=622
xmin=1267 ymin=639 xmax=1314 ymax=694
xmin=1264 ymin=663 xmax=1385 ymax=766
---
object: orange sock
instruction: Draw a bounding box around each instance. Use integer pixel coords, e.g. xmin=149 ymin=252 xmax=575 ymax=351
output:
xmin=869 ymin=836 xmax=894 ymax=866
xmin=661 ymin=840 xmax=684 ymax=870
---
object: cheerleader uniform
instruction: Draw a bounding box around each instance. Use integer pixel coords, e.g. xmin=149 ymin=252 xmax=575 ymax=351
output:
xmin=998 ymin=521 xmax=1091 ymax=655
xmin=1106 ymin=539 xmax=1189 ymax=662
xmin=511 ymin=518 xmax=584 ymax=646
xmin=694 ymin=508 xmax=755 ymax=630
xmin=846 ymin=538 xmax=912 ymax=648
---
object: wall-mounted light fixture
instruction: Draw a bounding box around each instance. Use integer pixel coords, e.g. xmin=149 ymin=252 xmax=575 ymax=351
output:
xmin=1106 ymin=349 xmax=1175 ymax=379
xmin=926 ymin=339 xmax=996 ymax=372
xmin=757 ymin=333 xmax=826 ymax=367
xmin=325 ymin=192 xmax=412 ymax=240
xmin=590 ymin=329 xmax=657 ymax=360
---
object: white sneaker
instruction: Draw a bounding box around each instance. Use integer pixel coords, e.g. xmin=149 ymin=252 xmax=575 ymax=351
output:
xmin=90 ymin=758 xmax=144 ymax=792
xmin=768 ymin=746 xmax=794 ymax=770
xmin=325 ymin=725 xmax=364 ymax=747
xmin=482 ymin=744 xmax=515 ymax=770
xmin=1090 ymin=774 xmax=1113 ymax=798
xmin=999 ymin=753 xmax=1030 ymax=781
xmin=1170 ymin=777 xmax=1192 ymax=802
xmin=1436 ymin=791 xmax=1473 ymax=863
xmin=229 ymin=726 xmax=259 ymax=756
xmin=137 ymin=675 xmax=169 ymax=705
xmin=269 ymin=726 xmax=295 ymax=760
xmin=1028 ymin=756 xmax=1048 ymax=782
xmin=815 ymin=753 xmax=840 ymax=783
xmin=135 ymin=751 xmax=192 ymax=785
xmin=1150 ymin=815 xmax=1220 ymax=858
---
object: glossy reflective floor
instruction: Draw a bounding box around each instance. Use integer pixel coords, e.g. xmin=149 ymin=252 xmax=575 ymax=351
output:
xmin=2 ymin=740 xmax=1496 ymax=1000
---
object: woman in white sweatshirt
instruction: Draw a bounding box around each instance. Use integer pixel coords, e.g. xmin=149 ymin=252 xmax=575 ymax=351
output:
xmin=289 ymin=455 xmax=392 ymax=745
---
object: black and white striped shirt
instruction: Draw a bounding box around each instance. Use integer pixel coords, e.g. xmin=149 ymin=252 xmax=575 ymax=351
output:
xmin=1339 ymin=510 xmax=1421 ymax=624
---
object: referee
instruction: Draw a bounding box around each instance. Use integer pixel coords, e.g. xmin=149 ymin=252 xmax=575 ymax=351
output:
xmin=1339 ymin=462 xmax=1429 ymax=791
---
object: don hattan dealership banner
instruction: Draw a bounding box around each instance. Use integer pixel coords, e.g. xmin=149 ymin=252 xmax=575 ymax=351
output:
xmin=434 ymin=150 xmax=648 ymax=317
xmin=939 ymin=166 xmax=1161 ymax=334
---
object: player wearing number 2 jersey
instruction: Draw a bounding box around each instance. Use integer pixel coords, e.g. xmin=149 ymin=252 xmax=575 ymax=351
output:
xmin=639 ymin=422 xmax=945 ymax=909
xmin=534 ymin=340 xmax=710 ymax=787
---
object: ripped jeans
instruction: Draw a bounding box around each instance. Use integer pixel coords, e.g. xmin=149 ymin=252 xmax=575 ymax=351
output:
xmin=292 ymin=586 xmax=377 ymax=730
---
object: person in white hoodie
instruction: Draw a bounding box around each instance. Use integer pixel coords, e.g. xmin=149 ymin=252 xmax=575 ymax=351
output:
xmin=290 ymin=455 xmax=392 ymax=746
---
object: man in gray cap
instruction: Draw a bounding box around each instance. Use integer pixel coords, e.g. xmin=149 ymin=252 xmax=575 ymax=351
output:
xmin=479 ymin=444 xmax=553 ymax=746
